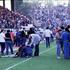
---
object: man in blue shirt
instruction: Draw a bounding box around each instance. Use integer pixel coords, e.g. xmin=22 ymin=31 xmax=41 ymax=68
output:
xmin=62 ymin=25 xmax=70 ymax=59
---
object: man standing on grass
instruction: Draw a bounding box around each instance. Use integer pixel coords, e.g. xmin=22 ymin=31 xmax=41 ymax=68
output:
xmin=55 ymin=28 xmax=62 ymax=59
xmin=0 ymin=29 xmax=5 ymax=55
xmin=62 ymin=25 xmax=70 ymax=59
xmin=5 ymin=30 xmax=14 ymax=55
xmin=44 ymin=27 xmax=52 ymax=48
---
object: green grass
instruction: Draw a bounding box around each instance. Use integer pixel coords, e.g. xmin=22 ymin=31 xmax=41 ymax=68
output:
xmin=0 ymin=41 xmax=70 ymax=70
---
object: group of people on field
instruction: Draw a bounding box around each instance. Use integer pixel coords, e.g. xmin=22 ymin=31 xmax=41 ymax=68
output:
xmin=0 ymin=25 xmax=70 ymax=60
xmin=0 ymin=28 xmax=41 ymax=58
xmin=55 ymin=25 xmax=70 ymax=59
xmin=0 ymin=29 xmax=14 ymax=55
xmin=14 ymin=28 xmax=41 ymax=58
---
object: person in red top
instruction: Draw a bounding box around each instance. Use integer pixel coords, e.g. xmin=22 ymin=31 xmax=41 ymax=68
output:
xmin=10 ymin=30 xmax=15 ymax=42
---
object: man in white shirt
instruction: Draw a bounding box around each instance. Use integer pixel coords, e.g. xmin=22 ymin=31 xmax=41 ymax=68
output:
xmin=28 ymin=33 xmax=41 ymax=56
xmin=44 ymin=27 xmax=52 ymax=48
xmin=0 ymin=29 xmax=5 ymax=55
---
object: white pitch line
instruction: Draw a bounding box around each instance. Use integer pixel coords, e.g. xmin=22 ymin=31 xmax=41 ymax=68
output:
xmin=5 ymin=47 xmax=55 ymax=70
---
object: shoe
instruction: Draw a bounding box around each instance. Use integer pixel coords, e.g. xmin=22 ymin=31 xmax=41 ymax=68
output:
xmin=13 ymin=55 xmax=19 ymax=58
xmin=57 ymin=56 xmax=61 ymax=59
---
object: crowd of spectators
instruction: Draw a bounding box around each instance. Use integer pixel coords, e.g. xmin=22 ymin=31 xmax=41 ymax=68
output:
xmin=0 ymin=4 xmax=70 ymax=30
xmin=0 ymin=6 xmax=30 ymax=29
xmin=31 ymin=4 xmax=70 ymax=29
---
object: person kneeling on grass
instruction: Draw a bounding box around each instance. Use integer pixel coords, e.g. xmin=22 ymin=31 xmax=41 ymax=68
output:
xmin=14 ymin=44 xmax=33 ymax=58
xmin=25 ymin=45 xmax=33 ymax=57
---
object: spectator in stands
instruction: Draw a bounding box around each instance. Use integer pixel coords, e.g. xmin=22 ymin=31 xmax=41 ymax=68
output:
xmin=0 ymin=6 xmax=30 ymax=29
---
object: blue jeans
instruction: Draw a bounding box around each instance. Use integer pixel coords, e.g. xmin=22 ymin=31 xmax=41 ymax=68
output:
xmin=56 ymin=41 xmax=61 ymax=57
xmin=0 ymin=42 xmax=5 ymax=55
xmin=45 ymin=37 xmax=50 ymax=48
xmin=5 ymin=41 xmax=13 ymax=55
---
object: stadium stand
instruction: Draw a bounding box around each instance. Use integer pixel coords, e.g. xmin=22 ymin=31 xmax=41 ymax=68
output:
xmin=0 ymin=6 xmax=30 ymax=29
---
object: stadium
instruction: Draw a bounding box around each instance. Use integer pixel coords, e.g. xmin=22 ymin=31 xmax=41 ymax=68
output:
xmin=0 ymin=0 xmax=70 ymax=70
